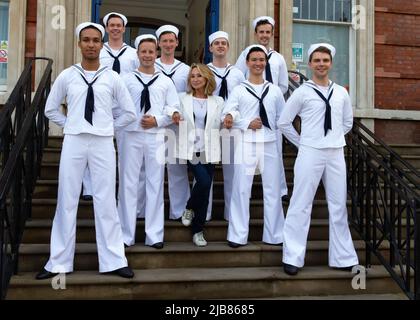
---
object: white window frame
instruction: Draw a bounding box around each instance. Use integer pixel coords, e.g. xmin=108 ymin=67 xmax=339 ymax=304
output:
xmin=292 ymin=0 xmax=357 ymax=104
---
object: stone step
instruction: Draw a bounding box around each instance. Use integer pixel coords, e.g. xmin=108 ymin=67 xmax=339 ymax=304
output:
xmin=21 ymin=218 xmax=361 ymax=244
xmin=42 ymin=148 xmax=300 ymax=166
xmin=29 ymin=199 xmax=337 ymax=220
xmin=7 ymin=265 xmax=402 ymax=300
xmin=33 ymin=180 xmax=326 ymax=200
xmin=16 ymin=240 xmax=381 ymax=273
xmin=39 ymin=162 xmax=300 ymax=181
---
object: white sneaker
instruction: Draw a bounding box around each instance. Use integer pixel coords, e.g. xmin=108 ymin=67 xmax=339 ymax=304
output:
xmin=182 ymin=209 xmax=194 ymax=227
xmin=193 ymin=232 xmax=207 ymax=247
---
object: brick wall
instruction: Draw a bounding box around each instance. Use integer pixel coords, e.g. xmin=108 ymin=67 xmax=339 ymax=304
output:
xmin=375 ymin=0 xmax=420 ymax=144
xmin=25 ymin=0 xmax=37 ymax=60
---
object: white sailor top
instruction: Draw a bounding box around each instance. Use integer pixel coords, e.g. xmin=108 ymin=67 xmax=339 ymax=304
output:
xmin=122 ymin=70 xmax=180 ymax=134
xmin=223 ymin=80 xmax=285 ymax=143
xmin=100 ymin=43 xmax=139 ymax=75
xmin=207 ymin=63 xmax=245 ymax=99
xmin=235 ymin=47 xmax=289 ymax=94
xmin=45 ymin=64 xmax=136 ymax=136
xmin=277 ymin=80 xmax=353 ymax=149
xmin=155 ymin=58 xmax=190 ymax=93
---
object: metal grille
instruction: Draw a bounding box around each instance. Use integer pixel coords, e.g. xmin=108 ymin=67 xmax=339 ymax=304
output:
xmin=293 ymin=0 xmax=353 ymax=23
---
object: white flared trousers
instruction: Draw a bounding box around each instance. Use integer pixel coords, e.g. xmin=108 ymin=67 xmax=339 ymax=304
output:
xmin=45 ymin=134 xmax=127 ymax=273
xmin=117 ymin=131 xmax=165 ymax=246
xmin=282 ymin=145 xmax=359 ymax=268
xmin=228 ymin=140 xmax=285 ymax=245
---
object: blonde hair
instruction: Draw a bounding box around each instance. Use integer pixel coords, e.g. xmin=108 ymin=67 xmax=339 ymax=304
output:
xmin=187 ymin=63 xmax=216 ymax=96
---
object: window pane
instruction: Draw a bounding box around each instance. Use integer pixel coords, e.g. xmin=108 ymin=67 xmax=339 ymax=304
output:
xmin=309 ymin=0 xmax=318 ymax=20
xmin=293 ymin=0 xmax=300 ymax=19
xmin=326 ymin=0 xmax=335 ymax=21
xmin=343 ymin=0 xmax=352 ymax=22
xmin=302 ymin=0 xmax=310 ymax=20
xmin=292 ymin=22 xmax=350 ymax=87
xmin=318 ymin=0 xmax=326 ymax=21
xmin=335 ymin=0 xmax=343 ymax=22
xmin=0 ymin=0 xmax=9 ymax=87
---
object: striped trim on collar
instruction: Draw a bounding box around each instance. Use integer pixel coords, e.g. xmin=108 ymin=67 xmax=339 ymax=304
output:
xmin=304 ymin=80 xmax=335 ymax=95
xmin=72 ymin=64 xmax=109 ymax=82
xmin=103 ymin=43 xmax=129 ymax=55
xmin=207 ymin=63 xmax=235 ymax=78
xmin=133 ymin=70 xmax=160 ymax=81
xmin=155 ymin=60 xmax=184 ymax=76
xmin=241 ymin=80 xmax=271 ymax=97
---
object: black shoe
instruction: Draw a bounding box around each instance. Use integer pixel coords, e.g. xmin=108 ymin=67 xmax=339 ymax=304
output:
xmin=228 ymin=241 xmax=244 ymax=248
xmin=82 ymin=195 xmax=93 ymax=201
xmin=35 ymin=269 xmax=59 ymax=280
xmin=334 ymin=265 xmax=355 ymax=272
xmin=263 ymin=242 xmax=283 ymax=247
xmin=283 ymin=263 xmax=299 ymax=276
xmin=150 ymin=242 xmax=164 ymax=249
xmin=107 ymin=267 xmax=134 ymax=279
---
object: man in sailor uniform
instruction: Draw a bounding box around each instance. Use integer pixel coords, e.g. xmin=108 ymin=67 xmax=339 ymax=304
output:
xmin=154 ymin=24 xmax=192 ymax=222
xmin=36 ymin=22 xmax=136 ymax=280
xmin=278 ymin=43 xmax=359 ymax=276
xmin=82 ymin=12 xmax=140 ymax=203
xmin=235 ymin=16 xmax=288 ymax=94
xmin=236 ymin=16 xmax=289 ymax=201
xmin=207 ymin=31 xmax=245 ymax=221
xmin=118 ymin=34 xmax=181 ymax=249
xmin=223 ymin=45 xmax=286 ymax=248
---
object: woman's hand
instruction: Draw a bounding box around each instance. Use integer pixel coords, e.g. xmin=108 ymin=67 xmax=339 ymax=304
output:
xmin=224 ymin=114 xmax=234 ymax=129
xmin=172 ymin=112 xmax=181 ymax=125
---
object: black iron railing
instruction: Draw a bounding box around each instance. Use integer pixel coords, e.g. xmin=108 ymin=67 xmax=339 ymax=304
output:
xmin=0 ymin=58 xmax=52 ymax=299
xmin=347 ymin=120 xmax=420 ymax=300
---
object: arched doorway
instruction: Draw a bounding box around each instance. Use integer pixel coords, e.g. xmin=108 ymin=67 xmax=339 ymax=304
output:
xmin=92 ymin=0 xmax=219 ymax=64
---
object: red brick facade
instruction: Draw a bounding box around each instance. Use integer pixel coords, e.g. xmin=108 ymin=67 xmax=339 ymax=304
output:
xmin=25 ymin=0 xmax=37 ymax=60
xmin=375 ymin=0 xmax=420 ymax=144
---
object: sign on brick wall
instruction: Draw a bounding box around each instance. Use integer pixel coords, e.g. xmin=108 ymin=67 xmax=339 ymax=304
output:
xmin=0 ymin=41 xmax=8 ymax=64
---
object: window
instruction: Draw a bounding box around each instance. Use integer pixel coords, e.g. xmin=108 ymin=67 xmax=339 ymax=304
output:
xmin=292 ymin=0 xmax=354 ymax=91
xmin=0 ymin=0 xmax=9 ymax=89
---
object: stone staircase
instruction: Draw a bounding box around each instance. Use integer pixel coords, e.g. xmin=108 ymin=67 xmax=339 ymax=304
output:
xmin=7 ymin=137 xmax=415 ymax=300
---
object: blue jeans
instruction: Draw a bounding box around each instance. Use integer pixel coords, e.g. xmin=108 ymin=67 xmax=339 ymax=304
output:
xmin=187 ymin=154 xmax=215 ymax=235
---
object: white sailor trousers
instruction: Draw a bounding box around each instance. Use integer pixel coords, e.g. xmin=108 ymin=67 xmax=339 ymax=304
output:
xmin=45 ymin=134 xmax=127 ymax=273
xmin=282 ymin=145 xmax=359 ymax=268
xmin=167 ymin=162 xmax=191 ymax=219
xmin=276 ymin=129 xmax=288 ymax=197
xmin=228 ymin=140 xmax=285 ymax=245
xmin=118 ymin=131 xmax=165 ymax=246
xmin=166 ymin=125 xmax=191 ymax=220
xmin=221 ymin=131 xmax=236 ymax=221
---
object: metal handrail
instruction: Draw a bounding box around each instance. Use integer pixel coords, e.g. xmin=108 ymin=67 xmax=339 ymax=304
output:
xmin=0 ymin=57 xmax=52 ymax=299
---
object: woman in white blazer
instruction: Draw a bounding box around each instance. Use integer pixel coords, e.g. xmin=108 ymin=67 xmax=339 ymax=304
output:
xmin=174 ymin=63 xmax=224 ymax=246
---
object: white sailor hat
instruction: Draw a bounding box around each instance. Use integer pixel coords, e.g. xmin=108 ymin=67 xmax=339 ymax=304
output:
xmin=308 ymin=43 xmax=336 ymax=59
xmin=245 ymin=44 xmax=268 ymax=57
xmin=209 ymin=31 xmax=229 ymax=45
xmin=156 ymin=25 xmax=179 ymax=39
xmin=134 ymin=34 xmax=158 ymax=50
xmin=252 ymin=16 xmax=275 ymax=29
xmin=75 ymin=22 xmax=105 ymax=40
xmin=103 ymin=12 xmax=128 ymax=27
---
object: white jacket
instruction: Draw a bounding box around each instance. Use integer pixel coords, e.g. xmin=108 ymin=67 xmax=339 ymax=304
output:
xmin=175 ymin=93 xmax=224 ymax=163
